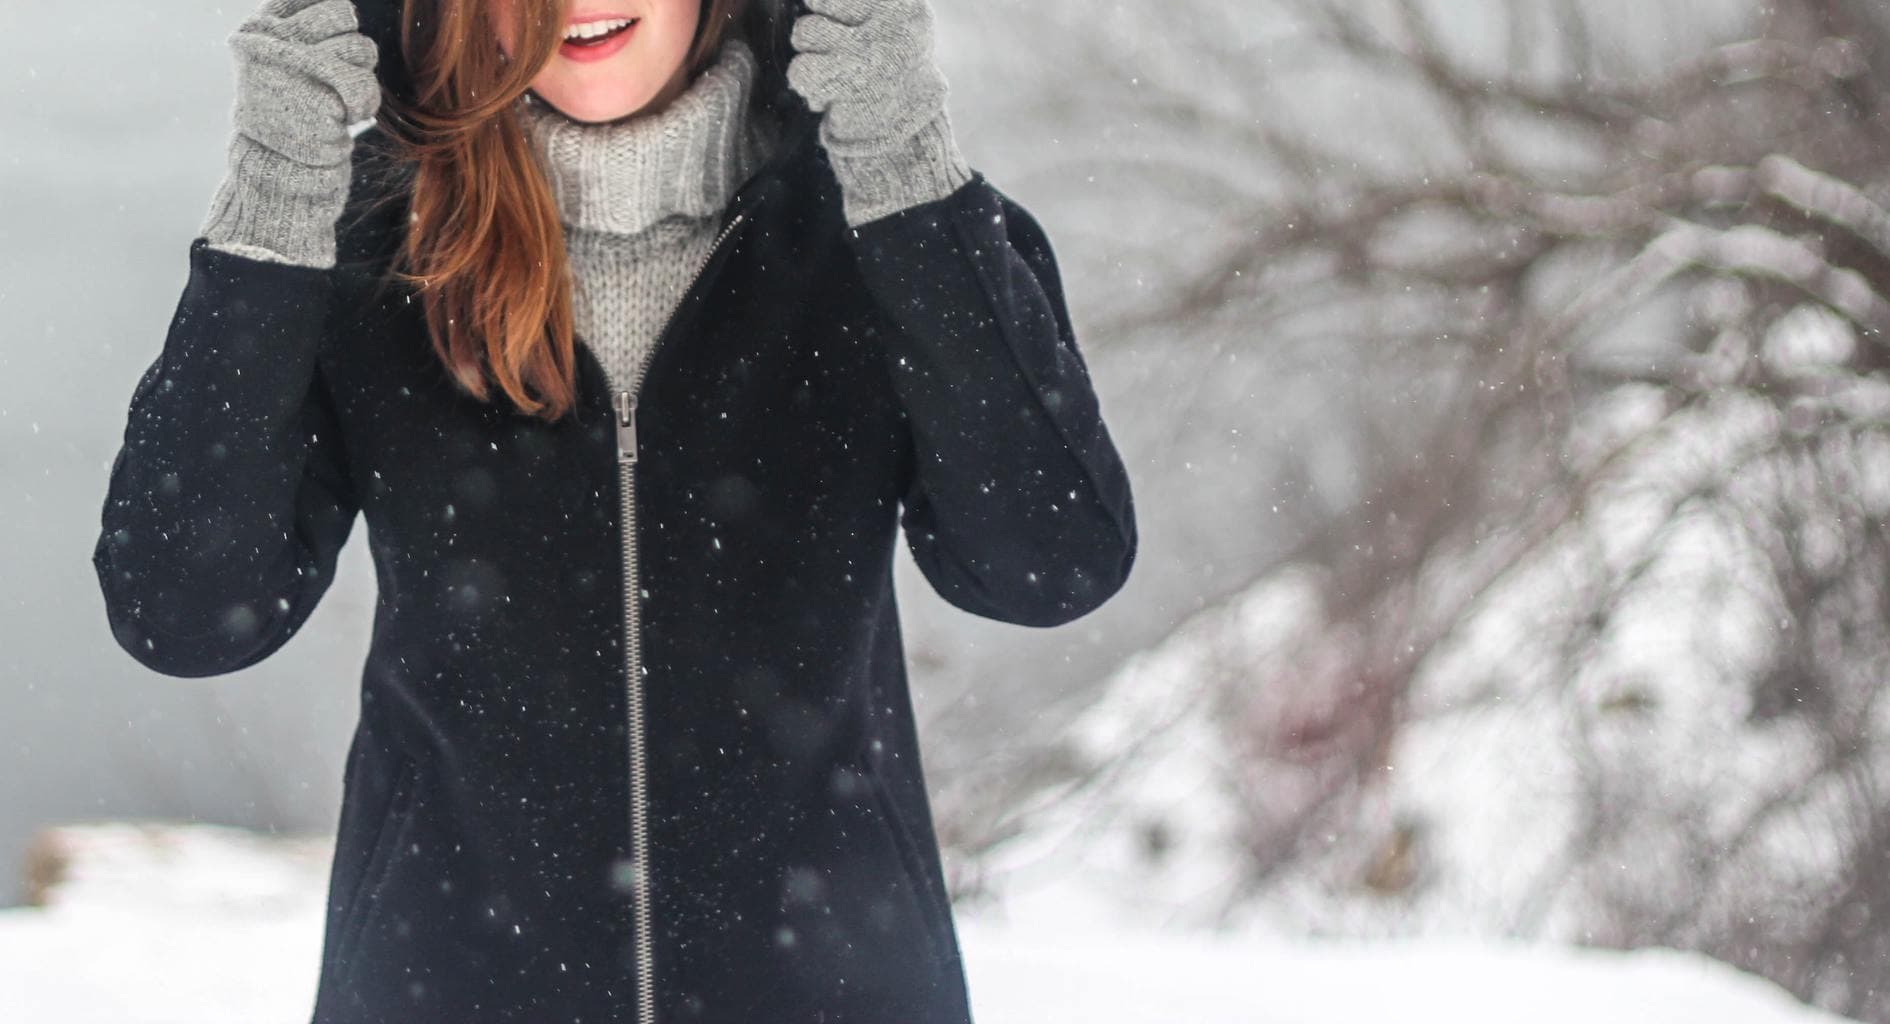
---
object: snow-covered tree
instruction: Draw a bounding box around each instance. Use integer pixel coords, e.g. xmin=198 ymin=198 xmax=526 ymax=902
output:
xmin=952 ymin=3 xmax=1890 ymax=1020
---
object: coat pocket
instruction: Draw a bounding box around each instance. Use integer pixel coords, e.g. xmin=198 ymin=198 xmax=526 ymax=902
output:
xmin=333 ymin=753 xmax=421 ymax=969
xmin=777 ymin=762 xmax=944 ymax=977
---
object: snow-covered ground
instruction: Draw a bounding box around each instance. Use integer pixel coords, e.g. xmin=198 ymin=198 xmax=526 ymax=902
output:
xmin=0 ymin=823 xmax=1859 ymax=1024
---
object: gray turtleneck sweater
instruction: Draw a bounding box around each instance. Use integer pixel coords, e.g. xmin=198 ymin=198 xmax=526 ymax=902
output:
xmin=515 ymin=36 xmax=773 ymax=396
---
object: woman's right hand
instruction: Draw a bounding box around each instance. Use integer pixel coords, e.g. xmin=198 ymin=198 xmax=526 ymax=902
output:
xmin=198 ymin=0 xmax=383 ymax=269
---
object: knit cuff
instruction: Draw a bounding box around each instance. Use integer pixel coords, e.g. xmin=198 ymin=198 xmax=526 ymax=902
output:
xmin=198 ymin=133 xmax=351 ymax=270
xmin=203 ymin=240 xmax=309 ymax=266
xmin=825 ymin=107 xmax=974 ymax=229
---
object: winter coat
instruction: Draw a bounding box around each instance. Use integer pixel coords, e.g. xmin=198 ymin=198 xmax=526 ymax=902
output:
xmin=90 ymin=5 xmax=1138 ymax=1022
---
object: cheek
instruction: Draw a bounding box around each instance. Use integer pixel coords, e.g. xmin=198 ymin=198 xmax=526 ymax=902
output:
xmin=652 ymin=0 xmax=701 ymax=36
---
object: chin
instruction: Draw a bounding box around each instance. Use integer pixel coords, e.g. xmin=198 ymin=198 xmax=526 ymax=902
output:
xmin=544 ymin=88 xmax=654 ymax=125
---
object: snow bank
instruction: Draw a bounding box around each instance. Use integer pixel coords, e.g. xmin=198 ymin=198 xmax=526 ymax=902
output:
xmin=0 ymin=823 xmax=1859 ymax=1023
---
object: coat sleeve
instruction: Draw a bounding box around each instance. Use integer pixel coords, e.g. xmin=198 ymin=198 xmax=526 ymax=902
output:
xmin=91 ymin=236 xmax=359 ymax=678
xmin=848 ymin=170 xmax=1138 ymax=628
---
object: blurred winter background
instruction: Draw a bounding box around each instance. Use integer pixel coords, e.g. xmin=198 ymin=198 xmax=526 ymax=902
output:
xmin=10 ymin=0 xmax=1890 ymax=1020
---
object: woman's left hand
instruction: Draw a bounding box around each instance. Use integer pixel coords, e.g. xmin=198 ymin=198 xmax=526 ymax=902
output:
xmin=785 ymin=0 xmax=974 ymax=226
xmin=786 ymin=0 xmax=948 ymax=148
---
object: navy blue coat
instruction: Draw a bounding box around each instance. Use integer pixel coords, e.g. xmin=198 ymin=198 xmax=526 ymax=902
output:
xmin=92 ymin=3 xmax=1137 ymax=1021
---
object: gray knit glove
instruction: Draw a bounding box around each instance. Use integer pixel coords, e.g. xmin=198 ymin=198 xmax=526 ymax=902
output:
xmin=786 ymin=0 xmax=974 ymax=228
xmin=198 ymin=0 xmax=381 ymax=269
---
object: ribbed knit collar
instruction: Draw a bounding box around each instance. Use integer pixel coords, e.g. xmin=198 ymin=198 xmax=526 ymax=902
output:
xmin=517 ymin=36 xmax=763 ymax=237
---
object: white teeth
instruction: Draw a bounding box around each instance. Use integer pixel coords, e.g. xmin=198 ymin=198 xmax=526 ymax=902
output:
xmin=564 ymin=17 xmax=635 ymax=41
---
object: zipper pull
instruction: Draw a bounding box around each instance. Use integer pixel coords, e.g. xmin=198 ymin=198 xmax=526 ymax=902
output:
xmin=615 ymin=390 xmax=636 ymax=463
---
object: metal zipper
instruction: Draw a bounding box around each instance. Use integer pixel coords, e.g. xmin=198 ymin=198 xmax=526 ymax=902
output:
xmin=613 ymin=207 xmax=748 ymax=1024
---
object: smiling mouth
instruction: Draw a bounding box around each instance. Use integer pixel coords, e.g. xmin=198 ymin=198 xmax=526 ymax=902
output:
xmin=563 ymin=18 xmax=639 ymax=48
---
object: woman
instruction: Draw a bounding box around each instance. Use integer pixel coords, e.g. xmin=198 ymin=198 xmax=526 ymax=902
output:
xmin=92 ymin=0 xmax=1137 ymax=1020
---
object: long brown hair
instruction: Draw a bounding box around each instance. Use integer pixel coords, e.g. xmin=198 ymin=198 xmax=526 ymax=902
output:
xmin=374 ymin=0 xmax=759 ymax=423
